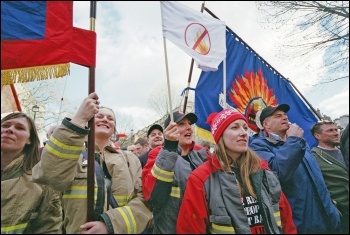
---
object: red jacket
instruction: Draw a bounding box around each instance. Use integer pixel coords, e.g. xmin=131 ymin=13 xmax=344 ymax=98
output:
xmin=142 ymin=145 xmax=162 ymax=201
xmin=176 ymin=155 xmax=296 ymax=234
xmin=142 ymin=143 xmax=204 ymax=200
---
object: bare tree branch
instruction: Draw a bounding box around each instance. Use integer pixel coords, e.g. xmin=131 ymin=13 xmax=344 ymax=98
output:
xmin=148 ymin=81 xmax=183 ymax=118
xmin=16 ymin=79 xmax=75 ymax=134
xmin=256 ymin=1 xmax=349 ymax=83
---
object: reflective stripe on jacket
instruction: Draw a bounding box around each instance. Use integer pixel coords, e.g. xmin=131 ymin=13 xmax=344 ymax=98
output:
xmin=1 ymin=155 xmax=62 ymax=234
xmin=142 ymin=140 xmax=207 ymax=234
xmin=177 ymin=155 xmax=285 ymax=234
xmin=32 ymin=117 xmax=152 ymax=234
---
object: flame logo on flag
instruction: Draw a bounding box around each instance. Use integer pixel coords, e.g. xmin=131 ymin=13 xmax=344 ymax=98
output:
xmin=228 ymin=69 xmax=278 ymax=132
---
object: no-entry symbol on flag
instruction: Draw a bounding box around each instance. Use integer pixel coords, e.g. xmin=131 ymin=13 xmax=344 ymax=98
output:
xmin=185 ymin=23 xmax=211 ymax=55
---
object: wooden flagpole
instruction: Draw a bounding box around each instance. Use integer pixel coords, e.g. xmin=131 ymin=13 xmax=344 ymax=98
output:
xmin=10 ymin=84 xmax=22 ymax=112
xmin=163 ymin=37 xmax=174 ymax=123
xmin=87 ymin=0 xmax=97 ymax=222
xmin=182 ymin=1 xmax=206 ymax=114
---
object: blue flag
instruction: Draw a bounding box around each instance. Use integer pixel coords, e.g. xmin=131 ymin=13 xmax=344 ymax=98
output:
xmin=195 ymin=30 xmax=318 ymax=147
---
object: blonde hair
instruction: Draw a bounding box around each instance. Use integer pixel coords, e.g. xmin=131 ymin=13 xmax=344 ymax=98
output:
xmin=215 ymin=138 xmax=261 ymax=198
xmin=99 ymin=106 xmax=117 ymax=133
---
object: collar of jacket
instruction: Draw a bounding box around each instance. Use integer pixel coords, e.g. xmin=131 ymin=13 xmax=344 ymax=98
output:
xmin=263 ymin=130 xmax=284 ymax=145
xmin=176 ymin=141 xmax=195 ymax=154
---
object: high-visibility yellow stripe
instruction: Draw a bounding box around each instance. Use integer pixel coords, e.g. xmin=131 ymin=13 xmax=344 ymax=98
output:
xmin=114 ymin=194 xmax=132 ymax=206
xmin=45 ymin=136 xmax=83 ymax=159
xmin=274 ymin=211 xmax=281 ymax=226
xmin=170 ymin=186 xmax=180 ymax=198
xmin=211 ymin=223 xmax=235 ymax=234
xmin=46 ymin=144 xmax=80 ymax=159
xmin=62 ymin=194 xmax=99 ymax=200
xmin=1 ymin=222 xmax=27 ymax=234
xmin=63 ymin=194 xmax=98 ymax=200
xmin=63 ymin=186 xmax=97 ymax=199
xmin=151 ymin=164 xmax=174 ymax=182
xmin=50 ymin=136 xmax=83 ymax=151
xmin=117 ymin=206 xmax=137 ymax=234
xmin=70 ymin=186 xmax=89 ymax=190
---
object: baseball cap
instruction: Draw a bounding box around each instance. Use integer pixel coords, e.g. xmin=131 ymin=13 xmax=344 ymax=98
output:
xmin=260 ymin=104 xmax=290 ymax=124
xmin=164 ymin=111 xmax=198 ymax=128
xmin=147 ymin=124 xmax=163 ymax=137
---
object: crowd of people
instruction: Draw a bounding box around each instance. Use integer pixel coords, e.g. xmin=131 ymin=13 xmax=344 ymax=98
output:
xmin=1 ymin=92 xmax=348 ymax=234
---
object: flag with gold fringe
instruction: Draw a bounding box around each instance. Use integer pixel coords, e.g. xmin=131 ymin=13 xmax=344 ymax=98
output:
xmin=1 ymin=1 xmax=96 ymax=85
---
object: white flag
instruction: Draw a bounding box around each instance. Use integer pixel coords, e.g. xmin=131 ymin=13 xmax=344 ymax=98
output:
xmin=160 ymin=1 xmax=226 ymax=72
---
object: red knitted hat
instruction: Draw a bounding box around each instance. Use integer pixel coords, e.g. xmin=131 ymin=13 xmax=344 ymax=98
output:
xmin=206 ymin=109 xmax=247 ymax=143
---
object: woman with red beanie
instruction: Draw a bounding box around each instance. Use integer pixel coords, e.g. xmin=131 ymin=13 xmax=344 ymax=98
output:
xmin=176 ymin=109 xmax=296 ymax=234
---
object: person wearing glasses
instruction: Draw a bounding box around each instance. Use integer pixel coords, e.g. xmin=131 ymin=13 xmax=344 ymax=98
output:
xmin=310 ymin=120 xmax=349 ymax=234
xmin=249 ymin=104 xmax=341 ymax=234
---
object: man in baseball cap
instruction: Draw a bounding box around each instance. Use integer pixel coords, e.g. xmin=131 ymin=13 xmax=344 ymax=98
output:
xmin=147 ymin=124 xmax=163 ymax=137
xmin=138 ymin=124 xmax=164 ymax=168
xmin=249 ymin=103 xmax=342 ymax=233
xmin=259 ymin=104 xmax=290 ymax=125
xmin=138 ymin=123 xmax=164 ymax=234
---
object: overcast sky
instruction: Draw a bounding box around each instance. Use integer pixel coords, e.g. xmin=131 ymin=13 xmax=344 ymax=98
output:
xmin=63 ymin=1 xmax=349 ymax=133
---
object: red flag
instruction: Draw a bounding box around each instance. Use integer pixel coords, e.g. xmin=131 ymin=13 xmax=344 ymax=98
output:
xmin=1 ymin=1 xmax=96 ymax=85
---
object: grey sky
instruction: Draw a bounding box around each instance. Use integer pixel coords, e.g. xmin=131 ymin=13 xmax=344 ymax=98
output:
xmin=63 ymin=1 xmax=349 ymax=132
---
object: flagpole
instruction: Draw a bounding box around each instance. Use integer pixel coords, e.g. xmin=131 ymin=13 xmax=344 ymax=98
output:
xmin=163 ymin=37 xmax=174 ymax=122
xmin=86 ymin=0 xmax=97 ymax=222
xmin=182 ymin=1 xmax=206 ymax=114
xmin=223 ymin=58 xmax=226 ymax=108
xmin=10 ymin=84 xmax=22 ymax=111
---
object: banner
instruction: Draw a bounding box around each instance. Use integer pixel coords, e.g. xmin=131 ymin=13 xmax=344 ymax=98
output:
xmin=1 ymin=1 xmax=96 ymax=85
xmin=160 ymin=1 xmax=226 ymax=71
xmin=195 ymin=30 xmax=318 ymax=147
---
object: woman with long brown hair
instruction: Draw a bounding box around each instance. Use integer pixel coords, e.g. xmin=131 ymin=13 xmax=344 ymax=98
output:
xmin=177 ymin=109 xmax=296 ymax=234
xmin=1 ymin=112 xmax=62 ymax=234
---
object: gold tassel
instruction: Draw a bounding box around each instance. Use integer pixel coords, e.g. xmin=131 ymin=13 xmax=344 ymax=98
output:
xmin=1 ymin=63 xmax=70 ymax=85
xmin=195 ymin=126 xmax=215 ymax=143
